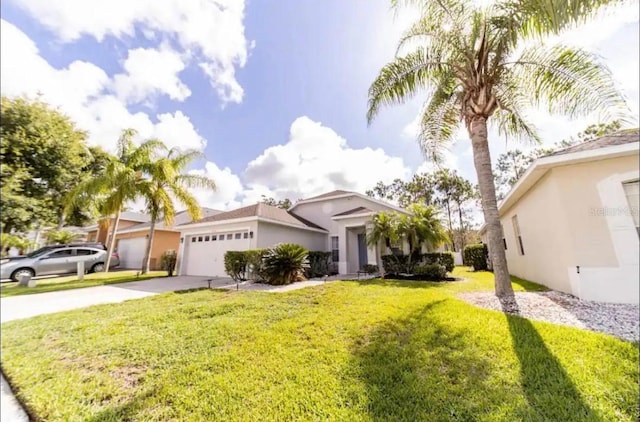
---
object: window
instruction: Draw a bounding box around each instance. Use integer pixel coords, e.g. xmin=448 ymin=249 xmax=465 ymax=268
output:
xmin=45 ymin=249 xmax=74 ymax=259
xmin=204 ymin=235 xmax=210 ymax=242
xmin=512 ymin=215 xmax=525 ymax=255
xmin=212 ymin=235 xmax=217 ymax=241
xmin=227 ymin=234 xmax=232 ymax=240
xmin=76 ymin=249 xmax=98 ymax=256
xmin=623 ymin=180 xmax=639 ymax=236
xmin=501 ymin=224 xmax=507 ymax=250
xmin=250 ymin=231 xmax=254 ymax=239
xmin=243 ymin=232 xmax=248 ymax=239
xmin=235 ymin=233 xmax=242 ymax=239
xmin=191 ymin=237 xmax=196 ymax=243
xmin=331 ymin=236 xmax=339 ymax=262
xmin=198 ymin=236 xmax=203 ymax=242
xmin=219 ymin=234 xmax=224 ymax=241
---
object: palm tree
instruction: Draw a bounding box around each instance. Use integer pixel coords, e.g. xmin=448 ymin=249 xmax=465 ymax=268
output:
xmin=139 ymin=147 xmax=216 ymax=274
xmin=366 ymin=211 xmax=400 ymax=277
xmin=406 ymin=203 xmax=449 ymax=253
xmin=67 ymin=129 xmax=162 ymax=272
xmin=367 ymin=0 xmax=630 ymax=298
xmin=45 ymin=229 xmax=82 ymax=245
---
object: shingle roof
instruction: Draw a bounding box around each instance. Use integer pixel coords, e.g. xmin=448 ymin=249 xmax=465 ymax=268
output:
xmin=120 ymin=208 xmax=223 ymax=232
xmin=545 ymin=128 xmax=639 ymax=157
xmin=333 ymin=206 xmax=372 ymax=217
xmin=186 ymin=203 xmax=326 ymax=231
xmin=300 ymin=190 xmax=352 ymax=201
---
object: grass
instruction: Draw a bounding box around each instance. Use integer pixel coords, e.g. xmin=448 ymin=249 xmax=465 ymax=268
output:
xmin=0 ymin=270 xmax=167 ymax=298
xmin=1 ymin=268 xmax=637 ymax=421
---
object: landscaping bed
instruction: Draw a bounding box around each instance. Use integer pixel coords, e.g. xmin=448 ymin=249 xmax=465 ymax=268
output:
xmin=0 ymin=268 xmax=637 ymax=421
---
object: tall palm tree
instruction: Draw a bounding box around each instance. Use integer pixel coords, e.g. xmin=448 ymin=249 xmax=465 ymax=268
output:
xmin=367 ymin=0 xmax=630 ymax=297
xmin=366 ymin=211 xmax=399 ymax=277
xmin=139 ymin=146 xmax=216 ymax=274
xmin=67 ymin=129 xmax=162 ymax=272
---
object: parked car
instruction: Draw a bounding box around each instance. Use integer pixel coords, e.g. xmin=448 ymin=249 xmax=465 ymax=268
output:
xmin=1 ymin=242 xmax=107 ymax=264
xmin=0 ymin=246 xmax=120 ymax=282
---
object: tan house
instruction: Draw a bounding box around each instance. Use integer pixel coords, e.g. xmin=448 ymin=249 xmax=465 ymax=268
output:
xmin=176 ymin=191 xmax=409 ymax=277
xmin=480 ymin=129 xmax=639 ymax=303
xmin=87 ymin=209 xmax=221 ymax=270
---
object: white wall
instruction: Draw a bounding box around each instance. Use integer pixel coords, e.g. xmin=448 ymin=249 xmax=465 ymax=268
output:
xmin=256 ymin=222 xmax=327 ymax=251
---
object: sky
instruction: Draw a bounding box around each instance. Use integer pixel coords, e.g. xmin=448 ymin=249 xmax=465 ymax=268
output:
xmin=1 ymin=0 xmax=638 ymax=212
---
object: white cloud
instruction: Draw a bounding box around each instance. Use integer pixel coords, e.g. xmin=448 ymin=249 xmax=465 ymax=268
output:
xmin=8 ymin=0 xmax=251 ymax=105
xmin=112 ymin=45 xmax=191 ymax=105
xmin=189 ymin=162 xmax=244 ymax=210
xmin=244 ymin=116 xmax=411 ymax=200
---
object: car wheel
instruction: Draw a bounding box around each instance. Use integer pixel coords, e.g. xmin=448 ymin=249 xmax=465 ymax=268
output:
xmin=91 ymin=263 xmax=105 ymax=273
xmin=11 ymin=268 xmax=35 ymax=282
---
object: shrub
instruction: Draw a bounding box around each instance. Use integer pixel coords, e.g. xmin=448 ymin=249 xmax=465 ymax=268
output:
xmin=381 ymin=254 xmax=410 ymax=274
xmin=306 ymin=251 xmax=332 ymax=278
xmin=463 ymin=244 xmax=488 ymax=271
xmin=224 ymin=251 xmax=248 ymax=281
xmin=160 ymin=250 xmax=177 ymax=276
xmin=421 ymin=252 xmax=455 ymax=272
xmin=413 ymin=263 xmax=447 ymax=280
xmin=245 ymin=248 xmax=269 ymax=281
xmin=262 ymin=244 xmax=310 ymax=285
xmin=362 ymin=264 xmax=379 ymax=274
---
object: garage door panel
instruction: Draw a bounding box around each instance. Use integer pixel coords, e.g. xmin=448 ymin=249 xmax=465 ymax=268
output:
xmin=184 ymin=232 xmax=250 ymax=277
xmin=117 ymin=237 xmax=147 ymax=269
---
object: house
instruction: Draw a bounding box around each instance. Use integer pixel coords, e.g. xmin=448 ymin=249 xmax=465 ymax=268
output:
xmin=176 ymin=190 xmax=408 ymax=277
xmin=87 ymin=209 xmax=221 ymax=270
xmin=480 ymin=129 xmax=639 ymax=304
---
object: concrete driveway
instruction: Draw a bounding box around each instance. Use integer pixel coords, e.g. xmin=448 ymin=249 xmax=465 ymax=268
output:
xmin=0 ymin=276 xmax=233 ymax=323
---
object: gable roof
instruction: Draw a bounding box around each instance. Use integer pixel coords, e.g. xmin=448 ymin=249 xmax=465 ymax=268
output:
xmin=290 ymin=189 xmax=408 ymax=214
xmin=119 ymin=212 xmax=150 ymax=223
xmin=114 ymin=208 xmax=223 ymax=234
xmin=544 ymin=129 xmax=639 ymax=157
xmin=185 ymin=203 xmax=326 ymax=231
xmin=302 ymin=190 xmax=351 ymax=201
xmin=333 ymin=206 xmax=373 ymax=217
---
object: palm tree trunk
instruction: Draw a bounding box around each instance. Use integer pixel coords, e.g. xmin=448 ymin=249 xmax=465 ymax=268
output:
xmin=105 ymin=211 xmax=121 ymax=273
xmin=457 ymin=204 xmax=466 ymax=251
xmin=377 ymin=240 xmax=385 ymax=278
xmin=445 ymin=202 xmax=455 ymax=251
xmin=141 ymin=219 xmax=156 ymax=274
xmin=56 ymin=212 xmax=65 ymax=230
xmin=468 ymin=116 xmax=514 ymax=298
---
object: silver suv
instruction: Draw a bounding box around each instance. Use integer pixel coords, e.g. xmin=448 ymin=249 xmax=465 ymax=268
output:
xmin=0 ymin=247 xmax=120 ymax=282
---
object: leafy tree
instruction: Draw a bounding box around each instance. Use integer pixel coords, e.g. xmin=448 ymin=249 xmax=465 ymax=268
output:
xmin=0 ymin=96 xmax=89 ymax=233
xmin=67 ymin=129 xmax=162 ymax=272
xmin=367 ymin=0 xmax=629 ymax=298
xmin=260 ymin=196 xmax=293 ymax=209
xmin=139 ymin=147 xmax=216 ymax=274
xmin=365 ymin=211 xmax=399 ymax=276
xmin=45 ymin=230 xmax=82 ymax=245
xmin=367 ymin=174 xmax=436 ymax=207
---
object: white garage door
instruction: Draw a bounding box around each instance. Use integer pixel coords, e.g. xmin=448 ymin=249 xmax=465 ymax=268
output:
xmin=184 ymin=231 xmax=251 ymax=277
xmin=117 ymin=237 xmax=147 ymax=269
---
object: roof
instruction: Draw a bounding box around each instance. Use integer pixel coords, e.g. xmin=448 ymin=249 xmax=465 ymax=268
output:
xmin=116 ymin=208 xmax=223 ymax=234
xmin=186 ymin=203 xmax=326 ymax=231
xmin=289 ymin=189 xmax=409 ymax=214
xmin=301 ymin=190 xmax=351 ymax=201
xmin=118 ymin=212 xmax=150 ymax=223
xmin=544 ymin=129 xmax=639 ymax=157
xmin=332 ymin=206 xmax=373 ymax=217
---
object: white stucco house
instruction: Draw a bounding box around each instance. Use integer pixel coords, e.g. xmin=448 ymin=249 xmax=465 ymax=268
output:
xmin=480 ymin=129 xmax=639 ymax=304
xmin=176 ymin=190 xmax=408 ymax=277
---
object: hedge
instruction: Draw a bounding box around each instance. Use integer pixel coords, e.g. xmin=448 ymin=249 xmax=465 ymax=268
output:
xmin=381 ymin=252 xmax=454 ymax=275
xmin=306 ymin=251 xmax=332 ymax=278
xmin=421 ymin=252 xmax=454 ymax=272
xmin=225 ymin=249 xmax=330 ymax=281
xmin=224 ymin=251 xmax=248 ymax=281
xmin=413 ymin=263 xmax=447 ymax=280
xmin=463 ymin=243 xmax=488 ymax=271
xmin=245 ymin=248 xmax=269 ymax=281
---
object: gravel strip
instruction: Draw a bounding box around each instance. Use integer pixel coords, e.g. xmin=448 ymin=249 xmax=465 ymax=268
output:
xmin=457 ymin=291 xmax=639 ymax=342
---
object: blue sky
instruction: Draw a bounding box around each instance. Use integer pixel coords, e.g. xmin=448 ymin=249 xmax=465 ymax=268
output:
xmin=1 ymin=0 xmax=638 ymax=210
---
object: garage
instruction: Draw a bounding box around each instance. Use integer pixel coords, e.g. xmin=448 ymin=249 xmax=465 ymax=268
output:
xmin=184 ymin=230 xmax=251 ymax=277
xmin=117 ymin=237 xmax=147 ymax=269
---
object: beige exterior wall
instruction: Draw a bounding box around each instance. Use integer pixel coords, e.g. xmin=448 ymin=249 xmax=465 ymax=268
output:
xmin=115 ymin=230 xmax=180 ymax=270
xmin=87 ymin=218 xmax=141 ymax=244
xmin=256 ymin=222 xmax=327 ymax=251
xmin=499 ymin=155 xmax=639 ymax=303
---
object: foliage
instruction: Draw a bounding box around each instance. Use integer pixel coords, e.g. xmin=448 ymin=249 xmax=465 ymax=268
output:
xmin=260 ymin=196 xmax=293 ymax=210
xmin=160 ymin=250 xmax=178 ymax=277
xmin=362 ymin=264 xmax=379 ymax=274
xmin=464 ymin=244 xmax=489 ymax=271
xmin=381 ymin=254 xmax=411 ymax=274
xmin=413 ymin=263 xmax=447 ymax=280
xmin=262 ymin=243 xmax=310 ymax=285
xmin=0 ymin=96 xmax=103 ymax=232
xmin=45 ymin=230 xmax=82 ymax=245
xmin=224 ymin=251 xmax=248 ymax=282
xmin=368 ymin=0 xmax=630 ymax=297
xmin=305 ymin=251 xmax=332 ymax=278
xmin=1 ymin=269 xmax=636 ymax=421
xmin=421 ymin=252 xmax=455 ymax=272
xmin=245 ymin=248 xmax=269 ymax=281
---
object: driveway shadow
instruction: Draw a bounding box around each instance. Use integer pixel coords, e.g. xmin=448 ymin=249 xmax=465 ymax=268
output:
xmin=111 ymin=277 xmax=230 ymax=294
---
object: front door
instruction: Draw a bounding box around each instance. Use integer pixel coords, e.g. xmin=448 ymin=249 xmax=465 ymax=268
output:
xmin=357 ymin=233 xmax=368 ymax=270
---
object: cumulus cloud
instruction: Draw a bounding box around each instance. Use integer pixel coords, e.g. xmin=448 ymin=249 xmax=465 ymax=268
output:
xmin=112 ymin=45 xmax=191 ymax=105
xmin=189 ymin=162 xmax=244 ymax=211
xmin=244 ymin=116 xmax=411 ymax=200
xmin=7 ymin=0 xmax=251 ymax=105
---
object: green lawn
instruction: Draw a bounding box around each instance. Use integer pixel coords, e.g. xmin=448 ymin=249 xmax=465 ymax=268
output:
xmin=1 ymin=268 xmax=637 ymax=421
xmin=0 ymin=270 xmax=167 ymax=297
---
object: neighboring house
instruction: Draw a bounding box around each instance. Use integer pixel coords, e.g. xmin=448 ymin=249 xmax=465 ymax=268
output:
xmin=87 ymin=209 xmax=221 ymax=270
xmin=480 ymin=129 xmax=639 ymax=304
xmin=176 ymin=190 xmax=408 ymax=277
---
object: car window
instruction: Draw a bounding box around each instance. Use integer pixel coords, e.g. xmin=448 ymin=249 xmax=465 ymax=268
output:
xmin=44 ymin=249 xmax=75 ymax=259
xmin=76 ymin=249 xmax=98 ymax=256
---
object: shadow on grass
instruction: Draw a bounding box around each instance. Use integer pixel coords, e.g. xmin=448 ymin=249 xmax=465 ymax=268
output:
xmin=351 ymin=279 xmax=445 ymax=290
xmin=506 ymin=313 xmax=601 ymax=421
xmin=351 ymin=299 xmax=496 ymax=420
xmin=87 ymin=388 xmax=156 ymax=422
